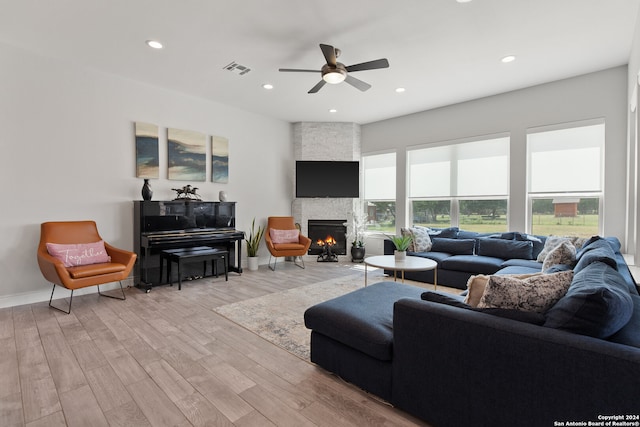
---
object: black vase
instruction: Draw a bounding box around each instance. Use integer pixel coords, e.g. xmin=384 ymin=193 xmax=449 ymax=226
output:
xmin=141 ymin=179 xmax=153 ymax=201
xmin=351 ymin=246 xmax=365 ymax=263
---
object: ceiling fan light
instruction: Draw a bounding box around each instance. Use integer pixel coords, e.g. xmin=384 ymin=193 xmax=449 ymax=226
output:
xmin=323 ymin=70 xmax=346 ymax=84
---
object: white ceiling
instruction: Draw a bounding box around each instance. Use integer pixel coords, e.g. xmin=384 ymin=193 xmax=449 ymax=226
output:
xmin=1 ymin=0 xmax=639 ymax=124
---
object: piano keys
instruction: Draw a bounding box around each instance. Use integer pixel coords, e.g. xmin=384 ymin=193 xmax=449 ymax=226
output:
xmin=133 ymin=200 xmax=244 ymax=291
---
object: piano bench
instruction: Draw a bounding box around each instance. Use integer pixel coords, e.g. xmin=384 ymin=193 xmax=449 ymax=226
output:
xmin=160 ymin=246 xmax=229 ymax=290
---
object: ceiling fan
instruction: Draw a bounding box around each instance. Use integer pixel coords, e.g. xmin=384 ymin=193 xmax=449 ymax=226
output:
xmin=279 ymin=43 xmax=390 ymax=94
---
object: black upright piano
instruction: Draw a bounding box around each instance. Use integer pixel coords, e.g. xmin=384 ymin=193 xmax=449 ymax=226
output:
xmin=133 ymin=200 xmax=244 ymax=291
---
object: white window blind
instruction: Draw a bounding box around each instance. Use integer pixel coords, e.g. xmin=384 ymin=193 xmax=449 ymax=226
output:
xmin=363 ymin=152 xmax=396 ymax=200
xmin=408 ymin=137 xmax=509 ymax=198
xmin=527 ymin=123 xmax=604 ymax=193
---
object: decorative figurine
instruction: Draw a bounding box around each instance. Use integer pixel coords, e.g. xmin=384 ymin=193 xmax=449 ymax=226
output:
xmin=171 ymin=184 xmax=202 ymax=201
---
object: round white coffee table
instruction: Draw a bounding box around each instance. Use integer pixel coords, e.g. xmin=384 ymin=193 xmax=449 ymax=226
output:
xmin=364 ymin=255 xmax=438 ymax=288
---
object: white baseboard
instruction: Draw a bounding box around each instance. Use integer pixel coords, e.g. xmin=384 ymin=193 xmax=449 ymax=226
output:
xmin=0 ymin=278 xmax=135 ymax=309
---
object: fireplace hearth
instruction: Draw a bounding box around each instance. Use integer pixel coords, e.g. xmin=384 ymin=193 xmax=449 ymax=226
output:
xmin=308 ymin=220 xmax=347 ymax=261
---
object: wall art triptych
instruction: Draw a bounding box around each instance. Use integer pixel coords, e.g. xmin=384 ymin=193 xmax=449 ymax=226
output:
xmin=134 ymin=122 xmax=229 ymax=183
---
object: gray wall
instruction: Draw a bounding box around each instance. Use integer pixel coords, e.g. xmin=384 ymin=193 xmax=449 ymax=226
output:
xmin=362 ymin=66 xmax=628 ymax=246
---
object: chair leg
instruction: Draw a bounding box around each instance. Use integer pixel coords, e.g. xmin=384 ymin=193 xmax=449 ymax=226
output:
xmin=294 ymin=256 xmax=306 ymax=269
xmin=268 ymin=255 xmax=278 ymax=271
xmin=49 ymin=284 xmax=73 ymax=314
xmin=97 ymin=281 xmax=126 ymax=301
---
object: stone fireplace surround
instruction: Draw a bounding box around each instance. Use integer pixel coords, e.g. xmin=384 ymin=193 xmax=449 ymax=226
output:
xmin=291 ymin=122 xmax=361 ymax=258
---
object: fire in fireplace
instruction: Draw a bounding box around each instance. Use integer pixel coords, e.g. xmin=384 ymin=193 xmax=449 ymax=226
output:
xmin=308 ymin=220 xmax=347 ymax=261
xmin=316 ymin=235 xmax=338 ymax=262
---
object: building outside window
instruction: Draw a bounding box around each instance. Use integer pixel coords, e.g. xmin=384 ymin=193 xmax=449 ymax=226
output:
xmin=527 ymin=120 xmax=604 ymax=237
xmin=408 ymin=136 xmax=509 ymax=232
xmin=362 ymin=152 xmax=396 ymax=233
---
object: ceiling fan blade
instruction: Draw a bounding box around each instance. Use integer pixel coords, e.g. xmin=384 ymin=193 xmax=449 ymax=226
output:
xmin=320 ymin=44 xmax=337 ymax=66
xmin=344 ymin=75 xmax=371 ymax=92
xmin=308 ymin=80 xmax=326 ymax=94
xmin=279 ymin=68 xmax=319 ymax=73
xmin=345 ymin=58 xmax=390 ymax=73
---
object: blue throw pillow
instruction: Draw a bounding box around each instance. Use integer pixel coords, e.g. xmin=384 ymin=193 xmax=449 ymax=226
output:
xmin=456 ymin=230 xmax=480 ymax=240
xmin=544 ymin=261 xmax=633 ymax=338
xmin=477 ymin=238 xmax=533 ymax=260
xmin=574 ymin=237 xmax=617 ymax=273
xmin=431 ymin=238 xmax=475 ymax=255
xmin=515 ymin=233 xmax=546 ymax=260
xmin=428 ymin=227 xmax=459 ymax=239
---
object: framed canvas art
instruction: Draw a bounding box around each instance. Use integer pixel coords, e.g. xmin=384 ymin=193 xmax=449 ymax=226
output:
xmin=211 ymin=135 xmax=229 ymax=183
xmin=135 ymin=122 xmax=159 ymax=178
xmin=167 ymin=128 xmax=206 ymax=181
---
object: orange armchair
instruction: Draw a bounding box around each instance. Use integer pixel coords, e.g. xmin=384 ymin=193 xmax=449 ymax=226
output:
xmin=264 ymin=216 xmax=311 ymax=271
xmin=37 ymin=221 xmax=137 ymax=313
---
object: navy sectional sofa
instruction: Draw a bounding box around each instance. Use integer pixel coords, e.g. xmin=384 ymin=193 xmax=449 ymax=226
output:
xmin=383 ymin=229 xmax=548 ymax=289
xmin=305 ymin=234 xmax=640 ymax=427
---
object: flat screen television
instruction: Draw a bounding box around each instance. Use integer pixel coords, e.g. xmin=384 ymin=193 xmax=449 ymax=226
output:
xmin=295 ymin=160 xmax=360 ymax=198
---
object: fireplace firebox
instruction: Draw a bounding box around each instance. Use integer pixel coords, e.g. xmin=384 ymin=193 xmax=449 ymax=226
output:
xmin=308 ymin=220 xmax=347 ymax=261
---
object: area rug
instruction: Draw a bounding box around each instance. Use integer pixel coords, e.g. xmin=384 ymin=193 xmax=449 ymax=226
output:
xmin=213 ymin=274 xmax=365 ymax=360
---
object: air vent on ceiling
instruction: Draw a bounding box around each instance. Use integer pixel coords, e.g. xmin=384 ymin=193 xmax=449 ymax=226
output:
xmin=223 ymin=61 xmax=251 ymax=76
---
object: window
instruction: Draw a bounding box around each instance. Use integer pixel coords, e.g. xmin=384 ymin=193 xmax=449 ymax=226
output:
xmin=527 ymin=121 xmax=604 ymax=237
xmin=408 ymin=137 xmax=509 ymax=232
xmin=363 ymin=152 xmax=396 ymax=233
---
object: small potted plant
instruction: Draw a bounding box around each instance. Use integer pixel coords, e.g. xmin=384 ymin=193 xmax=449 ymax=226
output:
xmin=387 ymin=234 xmax=413 ymax=261
xmin=351 ymin=239 xmax=366 ymax=263
xmin=245 ymin=218 xmax=265 ymax=271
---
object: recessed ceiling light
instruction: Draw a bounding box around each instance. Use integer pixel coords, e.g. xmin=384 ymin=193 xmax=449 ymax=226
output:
xmin=456 ymin=0 xmax=473 ymax=3
xmin=395 ymin=87 xmax=406 ymax=93
xmin=329 ymin=109 xmax=337 ymax=113
xmin=501 ymin=55 xmax=516 ymax=63
xmin=146 ymin=40 xmax=163 ymax=49
xmin=262 ymin=83 xmax=274 ymax=90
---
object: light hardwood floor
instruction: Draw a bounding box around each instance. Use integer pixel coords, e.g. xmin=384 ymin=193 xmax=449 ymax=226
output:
xmin=0 ymin=260 xmax=445 ymax=427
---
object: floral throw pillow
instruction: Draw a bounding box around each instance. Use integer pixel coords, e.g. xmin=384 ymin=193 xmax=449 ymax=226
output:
xmin=542 ymin=241 xmax=576 ymax=271
xmin=465 ymin=272 xmax=543 ymax=307
xmin=477 ymin=270 xmax=574 ymax=313
xmin=536 ymin=236 xmax=571 ymax=262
